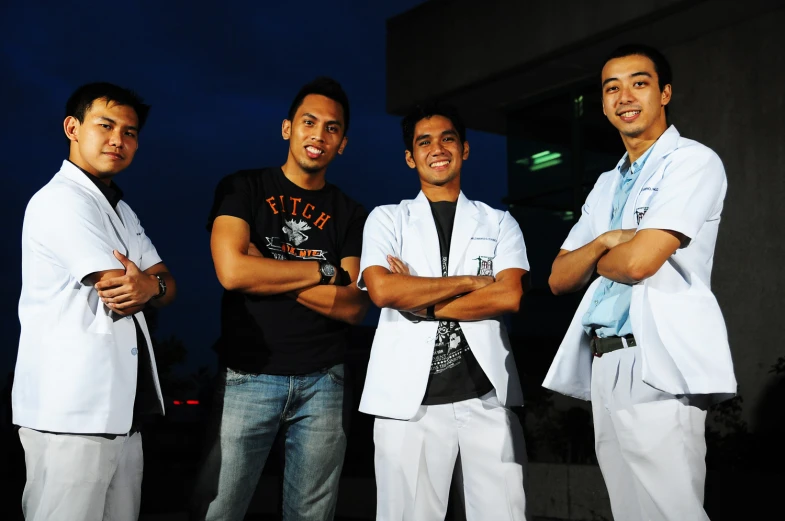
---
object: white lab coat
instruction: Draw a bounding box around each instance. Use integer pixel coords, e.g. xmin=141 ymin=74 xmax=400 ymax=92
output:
xmin=358 ymin=191 xmax=529 ymax=420
xmin=543 ymin=126 xmax=736 ymax=400
xmin=14 ymin=160 xmax=165 ymax=434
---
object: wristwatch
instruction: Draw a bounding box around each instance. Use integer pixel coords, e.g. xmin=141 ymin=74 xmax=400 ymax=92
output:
xmin=318 ymin=261 xmax=337 ymax=285
xmin=152 ymin=274 xmax=167 ymax=300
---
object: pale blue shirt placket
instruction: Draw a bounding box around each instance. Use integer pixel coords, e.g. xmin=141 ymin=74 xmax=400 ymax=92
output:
xmin=581 ymin=145 xmax=655 ymax=338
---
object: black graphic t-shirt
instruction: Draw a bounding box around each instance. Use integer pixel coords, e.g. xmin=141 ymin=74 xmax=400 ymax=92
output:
xmin=421 ymin=200 xmax=493 ymax=405
xmin=207 ymin=167 xmax=367 ymax=375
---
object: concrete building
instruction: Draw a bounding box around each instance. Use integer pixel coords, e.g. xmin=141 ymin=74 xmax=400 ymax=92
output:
xmin=387 ymin=0 xmax=785 ymax=430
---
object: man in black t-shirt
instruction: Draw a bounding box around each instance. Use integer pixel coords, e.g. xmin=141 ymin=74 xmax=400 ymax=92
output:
xmin=359 ymin=103 xmax=530 ymax=520
xmin=191 ymin=78 xmax=369 ymax=521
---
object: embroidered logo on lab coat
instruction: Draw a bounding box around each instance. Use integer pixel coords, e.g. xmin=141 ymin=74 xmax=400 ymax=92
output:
xmin=475 ymin=256 xmax=494 ymax=276
xmin=635 ymin=207 xmax=649 ymax=225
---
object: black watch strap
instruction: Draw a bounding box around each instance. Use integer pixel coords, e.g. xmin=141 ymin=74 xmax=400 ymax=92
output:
xmin=152 ymin=274 xmax=167 ymax=300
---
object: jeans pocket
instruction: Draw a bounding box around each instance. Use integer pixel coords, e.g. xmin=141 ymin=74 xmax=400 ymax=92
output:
xmin=224 ymin=367 xmax=251 ymax=386
xmin=326 ymin=364 xmax=345 ymax=386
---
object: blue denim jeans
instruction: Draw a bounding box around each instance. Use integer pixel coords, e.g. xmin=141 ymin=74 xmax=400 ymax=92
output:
xmin=190 ymin=364 xmax=349 ymax=521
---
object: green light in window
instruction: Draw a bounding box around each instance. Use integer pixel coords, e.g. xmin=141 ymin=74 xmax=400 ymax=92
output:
xmin=531 ymin=150 xmax=551 ymax=159
xmin=533 ymin=152 xmax=562 ymax=165
xmin=529 ymin=158 xmax=563 ymax=171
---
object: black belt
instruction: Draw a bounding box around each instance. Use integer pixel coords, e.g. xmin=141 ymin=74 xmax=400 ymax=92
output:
xmin=590 ymin=334 xmax=636 ymax=357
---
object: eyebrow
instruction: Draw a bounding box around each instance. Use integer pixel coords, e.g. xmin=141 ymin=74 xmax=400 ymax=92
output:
xmin=302 ymin=113 xmax=343 ymax=128
xmin=602 ymin=71 xmax=653 ymax=87
xmin=415 ymin=129 xmax=458 ymax=142
xmin=97 ymin=116 xmax=138 ymax=131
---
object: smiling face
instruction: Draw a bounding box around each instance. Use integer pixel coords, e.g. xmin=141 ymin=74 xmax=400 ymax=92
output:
xmin=64 ymin=98 xmax=140 ymax=180
xmin=601 ymin=54 xmax=671 ymax=141
xmin=405 ymin=115 xmax=469 ymax=192
xmin=282 ymin=94 xmax=347 ymax=176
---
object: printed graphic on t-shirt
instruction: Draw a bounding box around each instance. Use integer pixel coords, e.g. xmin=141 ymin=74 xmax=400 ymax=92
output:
xmin=263 ymin=196 xmax=333 ymax=261
xmin=430 ymin=253 xmax=471 ymax=375
xmin=431 ymin=320 xmax=472 ymax=374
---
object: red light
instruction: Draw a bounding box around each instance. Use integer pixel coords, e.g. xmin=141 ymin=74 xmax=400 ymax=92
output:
xmin=173 ymin=400 xmax=182 ymax=405
xmin=186 ymin=400 xmax=200 ymax=405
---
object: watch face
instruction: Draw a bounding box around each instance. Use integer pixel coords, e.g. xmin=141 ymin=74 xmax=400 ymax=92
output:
xmin=321 ymin=263 xmax=336 ymax=277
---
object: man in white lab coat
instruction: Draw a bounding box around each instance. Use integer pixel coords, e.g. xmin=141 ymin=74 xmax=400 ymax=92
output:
xmin=545 ymin=44 xmax=736 ymax=520
xmin=14 ymin=82 xmax=176 ymax=520
xmin=359 ymin=102 xmax=529 ymax=521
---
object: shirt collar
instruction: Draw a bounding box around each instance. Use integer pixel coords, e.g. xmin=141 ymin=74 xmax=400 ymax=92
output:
xmin=67 ymin=160 xmax=124 ymax=208
xmin=618 ymin=140 xmax=657 ymax=176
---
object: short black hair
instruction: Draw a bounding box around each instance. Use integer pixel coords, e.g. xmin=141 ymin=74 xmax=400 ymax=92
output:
xmin=65 ymin=82 xmax=151 ymax=132
xmin=287 ymin=77 xmax=351 ymax=135
xmin=603 ymin=44 xmax=672 ymax=91
xmin=401 ymin=101 xmax=466 ymax=153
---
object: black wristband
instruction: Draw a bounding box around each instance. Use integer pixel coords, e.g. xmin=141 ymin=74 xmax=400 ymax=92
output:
xmin=152 ymin=274 xmax=166 ymax=300
xmin=426 ymin=305 xmax=435 ymax=320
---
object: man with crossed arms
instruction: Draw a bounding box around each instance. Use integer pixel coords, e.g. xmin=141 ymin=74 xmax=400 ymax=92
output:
xmin=359 ymin=102 xmax=529 ymax=521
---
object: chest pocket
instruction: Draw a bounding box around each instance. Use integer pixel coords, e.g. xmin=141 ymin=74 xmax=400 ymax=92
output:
xmin=463 ymin=225 xmax=499 ymax=276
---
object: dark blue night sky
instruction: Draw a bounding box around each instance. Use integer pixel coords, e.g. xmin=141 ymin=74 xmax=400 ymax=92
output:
xmin=0 ymin=1 xmax=507 ymax=377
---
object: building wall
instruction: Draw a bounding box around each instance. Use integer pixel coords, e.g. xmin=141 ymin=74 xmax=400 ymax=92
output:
xmin=665 ymin=6 xmax=785 ymax=428
xmin=386 ymin=0 xmax=688 ymax=112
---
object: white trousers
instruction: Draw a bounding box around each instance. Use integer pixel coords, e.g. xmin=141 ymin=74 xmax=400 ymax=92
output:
xmin=374 ymin=391 xmax=528 ymax=521
xmin=18 ymin=427 xmax=143 ymax=521
xmin=591 ymin=346 xmax=710 ymax=521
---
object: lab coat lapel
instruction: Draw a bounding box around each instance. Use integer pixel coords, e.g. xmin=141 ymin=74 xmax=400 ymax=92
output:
xmin=406 ymin=191 xmax=443 ymax=277
xmin=594 ymin=162 xmax=623 ymax=233
xmin=623 ymin=125 xmax=681 ymax=229
xmin=57 ymin=160 xmax=131 ymax=255
xmin=448 ymin=192 xmax=479 ymax=276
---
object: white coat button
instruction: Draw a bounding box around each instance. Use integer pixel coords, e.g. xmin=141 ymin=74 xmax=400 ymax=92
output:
xmin=131 ymin=347 xmax=138 ymax=356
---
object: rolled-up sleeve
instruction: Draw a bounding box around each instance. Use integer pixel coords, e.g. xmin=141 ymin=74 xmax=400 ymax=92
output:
xmin=637 ymin=147 xmax=726 ymax=241
xmin=492 ymin=211 xmax=529 ymax=275
xmin=357 ymin=206 xmax=398 ymax=291
xmin=27 ymin=190 xmax=122 ymax=284
xmin=561 ymin=173 xmax=612 ymax=251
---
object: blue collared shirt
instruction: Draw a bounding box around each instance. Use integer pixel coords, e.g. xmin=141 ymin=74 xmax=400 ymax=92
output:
xmin=581 ymin=144 xmax=655 ymax=338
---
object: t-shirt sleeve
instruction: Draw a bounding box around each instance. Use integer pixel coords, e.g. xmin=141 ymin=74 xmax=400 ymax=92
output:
xmin=357 ymin=206 xmax=397 ymax=291
xmin=340 ymin=203 xmax=368 ymax=259
xmin=561 ymin=174 xmax=608 ymax=251
xmin=637 ymin=146 xmax=726 ymax=241
xmin=492 ymin=211 xmax=530 ymax=275
xmin=27 ymin=191 xmax=123 ymax=284
xmin=207 ymin=172 xmax=254 ymax=231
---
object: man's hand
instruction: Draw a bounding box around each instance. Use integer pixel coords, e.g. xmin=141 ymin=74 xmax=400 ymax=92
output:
xmin=95 ymin=250 xmax=159 ymax=315
xmin=387 ymin=255 xmax=411 ymax=275
xmin=386 ymin=255 xmax=494 ymax=290
xmin=600 ymin=229 xmax=636 ymax=250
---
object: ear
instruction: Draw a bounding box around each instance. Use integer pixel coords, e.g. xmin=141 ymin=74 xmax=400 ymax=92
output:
xmin=337 ymin=136 xmax=348 ymax=155
xmin=661 ymin=84 xmax=672 ymax=107
xmin=64 ymin=116 xmax=79 ymax=142
xmin=462 ymin=140 xmax=470 ymax=160
xmin=281 ymin=119 xmax=291 ymax=141
xmin=405 ymin=150 xmax=416 ymax=169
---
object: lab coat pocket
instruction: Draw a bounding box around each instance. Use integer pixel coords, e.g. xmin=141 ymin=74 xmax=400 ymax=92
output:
xmin=464 ymin=241 xmax=497 ymax=276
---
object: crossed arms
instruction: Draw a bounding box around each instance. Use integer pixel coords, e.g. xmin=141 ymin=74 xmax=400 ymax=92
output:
xmin=362 ymin=258 xmax=527 ymax=321
xmin=86 ymin=252 xmax=177 ymax=316
xmin=209 ymin=215 xmax=369 ymax=325
xmin=548 ymin=228 xmax=683 ymax=295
